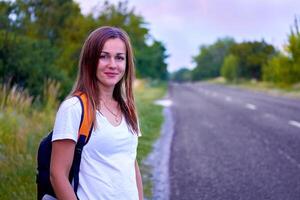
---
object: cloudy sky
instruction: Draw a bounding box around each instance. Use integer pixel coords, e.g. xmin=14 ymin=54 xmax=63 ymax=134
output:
xmin=75 ymin=0 xmax=300 ymax=72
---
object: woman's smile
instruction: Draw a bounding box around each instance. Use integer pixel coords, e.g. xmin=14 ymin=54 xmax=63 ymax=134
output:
xmin=104 ymin=72 xmax=119 ymax=78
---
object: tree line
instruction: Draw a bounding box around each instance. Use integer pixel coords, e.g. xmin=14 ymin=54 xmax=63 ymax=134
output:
xmin=0 ymin=0 xmax=168 ymax=101
xmin=171 ymin=17 xmax=300 ymax=87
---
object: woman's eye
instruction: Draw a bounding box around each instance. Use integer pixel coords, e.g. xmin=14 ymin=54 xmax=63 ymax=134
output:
xmin=100 ymin=55 xmax=109 ymax=59
xmin=116 ymin=56 xmax=125 ymax=61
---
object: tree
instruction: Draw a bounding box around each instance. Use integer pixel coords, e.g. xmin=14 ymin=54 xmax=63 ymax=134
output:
xmin=170 ymin=68 xmax=192 ymax=82
xmin=135 ymin=40 xmax=168 ymax=80
xmin=0 ymin=1 xmax=13 ymax=30
xmin=11 ymin=0 xmax=81 ymax=44
xmin=287 ymin=17 xmax=300 ymax=63
xmin=192 ymin=37 xmax=235 ymax=80
xmin=230 ymin=40 xmax=276 ymax=80
xmin=0 ymin=0 xmax=168 ymax=100
xmin=55 ymin=13 xmax=96 ymax=79
xmin=263 ymin=16 xmax=300 ymax=85
xmin=0 ymin=32 xmax=66 ymax=97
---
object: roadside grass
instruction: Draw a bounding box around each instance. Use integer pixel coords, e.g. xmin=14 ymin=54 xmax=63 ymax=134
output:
xmin=0 ymin=81 xmax=60 ymax=200
xmin=207 ymin=77 xmax=300 ymax=99
xmin=0 ymin=79 xmax=166 ymax=200
xmin=134 ymin=79 xmax=167 ymax=199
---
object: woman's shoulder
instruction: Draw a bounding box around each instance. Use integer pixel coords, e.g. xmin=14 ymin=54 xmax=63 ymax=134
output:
xmin=53 ymin=96 xmax=82 ymax=142
xmin=58 ymin=96 xmax=82 ymax=114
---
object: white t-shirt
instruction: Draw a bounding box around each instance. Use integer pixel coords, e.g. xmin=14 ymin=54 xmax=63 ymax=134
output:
xmin=52 ymin=97 xmax=141 ymax=200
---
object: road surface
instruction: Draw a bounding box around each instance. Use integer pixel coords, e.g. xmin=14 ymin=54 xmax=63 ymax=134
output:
xmin=169 ymin=82 xmax=300 ymax=200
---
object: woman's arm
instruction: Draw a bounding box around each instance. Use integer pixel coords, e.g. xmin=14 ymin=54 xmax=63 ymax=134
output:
xmin=50 ymin=139 xmax=77 ymax=200
xmin=135 ymin=160 xmax=144 ymax=200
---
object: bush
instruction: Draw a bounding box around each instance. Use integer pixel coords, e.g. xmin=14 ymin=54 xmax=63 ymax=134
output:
xmin=262 ymin=17 xmax=300 ymax=86
xmin=221 ymin=54 xmax=239 ymax=82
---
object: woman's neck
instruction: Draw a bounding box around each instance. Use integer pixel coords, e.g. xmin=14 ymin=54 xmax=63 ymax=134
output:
xmin=99 ymin=84 xmax=114 ymax=102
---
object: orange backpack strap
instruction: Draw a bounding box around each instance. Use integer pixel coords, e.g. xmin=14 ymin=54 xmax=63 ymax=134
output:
xmin=71 ymin=92 xmax=94 ymax=194
xmin=74 ymin=92 xmax=93 ymax=142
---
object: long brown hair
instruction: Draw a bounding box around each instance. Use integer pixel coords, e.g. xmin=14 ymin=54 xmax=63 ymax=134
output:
xmin=71 ymin=26 xmax=138 ymax=134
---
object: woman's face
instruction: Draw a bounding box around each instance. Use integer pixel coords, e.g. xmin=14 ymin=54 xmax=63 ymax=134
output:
xmin=97 ymin=38 xmax=126 ymax=89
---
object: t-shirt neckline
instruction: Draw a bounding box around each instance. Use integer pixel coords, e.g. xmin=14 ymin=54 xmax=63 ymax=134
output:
xmin=97 ymin=110 xmax=124 ymax=128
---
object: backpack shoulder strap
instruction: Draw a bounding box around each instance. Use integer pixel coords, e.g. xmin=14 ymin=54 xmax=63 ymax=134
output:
xmin=71 ymin=92 xmax=94 ymax=194
xmin=74 ymin=92 xmax=93 ymax=142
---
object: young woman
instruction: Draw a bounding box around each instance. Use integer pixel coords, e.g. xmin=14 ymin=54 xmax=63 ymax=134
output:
xmin=50 ymin=26 xmax=143 ymax=200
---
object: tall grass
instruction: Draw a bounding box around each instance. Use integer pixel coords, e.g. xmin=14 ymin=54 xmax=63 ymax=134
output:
xmin=0 ymin=80 xmax=60 ymax=200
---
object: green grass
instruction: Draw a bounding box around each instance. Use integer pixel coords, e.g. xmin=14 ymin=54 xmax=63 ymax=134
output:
xmin=0 ymin=81 xmax=60 ymax=200
xmin=134 ymin=79 xmax=167 ymax=199
xmin=0 ymin=79 xmax=167 ymax=199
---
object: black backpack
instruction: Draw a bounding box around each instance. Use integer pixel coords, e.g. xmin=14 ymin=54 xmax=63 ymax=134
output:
xmin=36 ymin=93 xmax=93 ymax=200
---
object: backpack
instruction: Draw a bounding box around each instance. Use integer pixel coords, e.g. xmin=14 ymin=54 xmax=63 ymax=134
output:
xmin=36 ymin=93 xmax=93 ymax=200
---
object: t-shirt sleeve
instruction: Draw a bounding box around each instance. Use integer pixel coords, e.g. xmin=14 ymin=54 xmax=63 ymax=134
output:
xmin=52 ymin=97 xmax=82 ymax=142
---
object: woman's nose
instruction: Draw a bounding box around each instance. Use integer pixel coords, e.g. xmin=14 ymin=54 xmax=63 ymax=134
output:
xmin=108 ymin=57 xmax=117 ymax=68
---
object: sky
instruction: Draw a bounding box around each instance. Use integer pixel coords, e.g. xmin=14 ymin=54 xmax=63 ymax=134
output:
xmin=75 ymin=0 xmax=300 ymax=72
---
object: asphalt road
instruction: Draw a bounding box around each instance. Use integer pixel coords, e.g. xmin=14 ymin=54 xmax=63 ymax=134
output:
xmin=169 ymin=82 xmax=300 ymax=200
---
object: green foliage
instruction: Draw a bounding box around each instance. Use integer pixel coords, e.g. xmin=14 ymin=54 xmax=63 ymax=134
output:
xmin=221 ymin=54 xmax=239 ymax=82
xmin=0 ymin=1 xmax=13 ymax=30
xmin=97 ymin=1 xmax=149 ymax=46
xmin=192 ymin=37 xmax=235 ymax=80
xmin=0 ymin=31 xmax=66 ymax=98
xmin=10 ymin=0 xmax=81 ymax=43
xmin=287 ymin=17 xmax=300 ymax=63
xmin=55 ymin=14 xmax=96 ymax=79
xmin=0 ymin=0 xmax=168 ymax=101
xmin=262 ymin=17 xmax=300 ymax=85
xmin=136 ymin=41 xmax=169 ymax=80
xmin=230 ymin=40 xmax=276 ymax=80
xmin=170 ymin=68 xmax=192 ymax=82
xmin=262 ymin=54 xmax=296 ymax=85
xmin=191 ymin=38 xmax=276 ymax=83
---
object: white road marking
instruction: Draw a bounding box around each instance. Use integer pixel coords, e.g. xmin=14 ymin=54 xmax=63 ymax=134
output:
xmin=154 ymin=99 xmax=173 ymax=107
xmin=246 ymin=103 xmax=257 ymax=110
xmin=289 ymin=120 xmax=300 ymax=128
xmin=225 ymin=96 xmax=232 ymax=102
xmin=278 ymin=149 xmax=300 ymax=169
